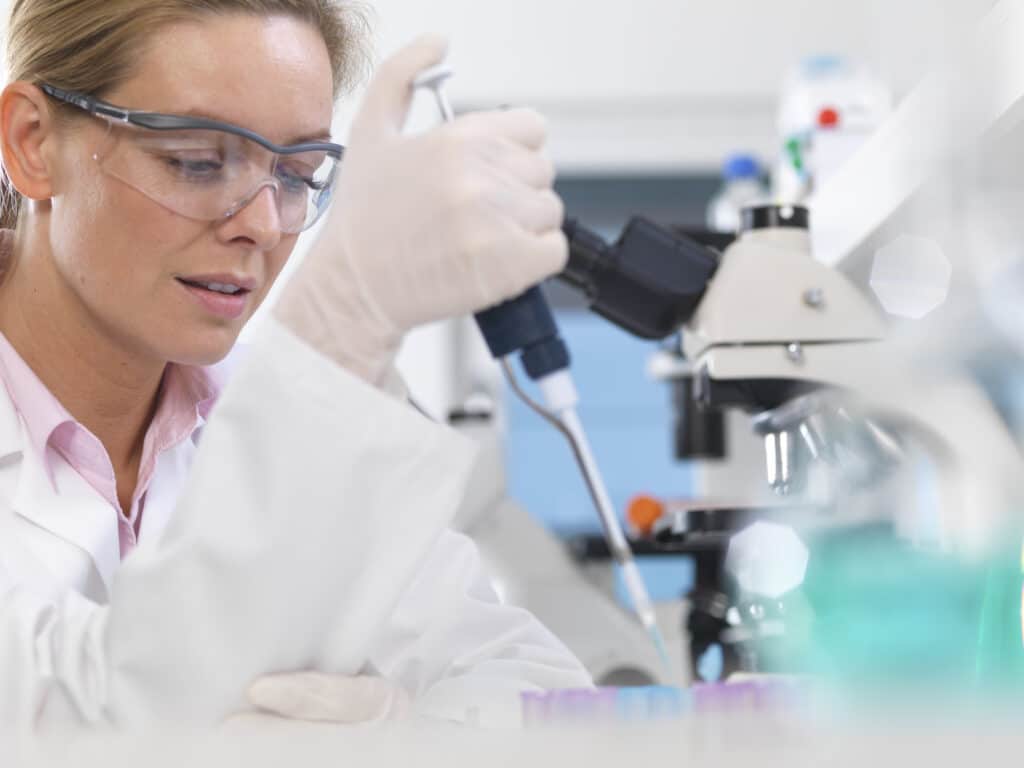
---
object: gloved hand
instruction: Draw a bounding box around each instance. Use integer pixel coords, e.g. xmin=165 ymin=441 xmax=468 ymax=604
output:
xmin=246 ymin=672 xmax=411 ymax=724
xmin=275 ymin=35 xmax=567 ymax=385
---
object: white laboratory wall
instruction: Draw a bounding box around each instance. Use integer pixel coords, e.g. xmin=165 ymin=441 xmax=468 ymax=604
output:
xmin=354 ymin=0 xmax=993 ymax=173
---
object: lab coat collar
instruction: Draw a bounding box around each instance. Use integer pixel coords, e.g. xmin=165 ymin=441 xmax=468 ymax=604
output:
xmin=14 ymin=427 xmax=120 ymax=596
xmin=0 ymin=385 xmax=120 ymax=597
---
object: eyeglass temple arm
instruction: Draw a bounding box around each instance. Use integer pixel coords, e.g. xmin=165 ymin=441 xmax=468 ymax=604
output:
xmin=40 ymin=84 xmax=129 ymax=122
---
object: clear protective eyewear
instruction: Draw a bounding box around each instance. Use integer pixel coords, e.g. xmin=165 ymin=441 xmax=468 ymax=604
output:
xmin=41 ymin=84 xmax=344 ymax=234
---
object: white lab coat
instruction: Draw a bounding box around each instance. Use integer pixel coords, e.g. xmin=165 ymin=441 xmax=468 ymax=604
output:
xmin=0 ymin=318 xmax=590 ymax=731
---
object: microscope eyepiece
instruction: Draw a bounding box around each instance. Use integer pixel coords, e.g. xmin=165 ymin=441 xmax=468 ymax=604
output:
xmin=559 ymin=217 xmax=719 ymax=340
xmin=740 ymin=204 xmax=810 ymax=233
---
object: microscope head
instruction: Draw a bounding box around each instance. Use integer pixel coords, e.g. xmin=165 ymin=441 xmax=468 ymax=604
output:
xmin=559 ymin=205 xmax=897 ymax=497
xmin=682 ymin=204 xmax=887 ymax=377
xmin=678 ymin=204 xmax=889 ymax=495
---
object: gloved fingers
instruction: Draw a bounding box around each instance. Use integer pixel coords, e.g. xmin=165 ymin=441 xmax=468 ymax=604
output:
xmin=501 ymin=185 xmax=566 ymax=235
xmin=247 ymin=672 xmax=408 ymax=724
xmin=351 ymin=34 xmax=449 ymax=140
xmin=456 ymin=107 xmax=549 ymax=150
xmin=495 ymin=226 xmax=569 ymax=297
xmin=531 ymin=226 xmax=570 ymax=275
xmin=494 ymin=141 xmax=557 ymax=190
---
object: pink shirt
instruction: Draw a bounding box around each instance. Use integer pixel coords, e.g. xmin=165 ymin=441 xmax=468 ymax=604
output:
xmin=0 ymin=332 xmax=219 ymax=559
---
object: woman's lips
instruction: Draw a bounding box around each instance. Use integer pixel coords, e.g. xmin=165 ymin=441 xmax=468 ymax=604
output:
xmin=176 ymin=277 xmax=253 ymax=320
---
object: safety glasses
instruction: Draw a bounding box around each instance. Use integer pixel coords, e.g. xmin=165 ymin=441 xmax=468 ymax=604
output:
xmin=41 ymin=84 xmax=344 ymax=234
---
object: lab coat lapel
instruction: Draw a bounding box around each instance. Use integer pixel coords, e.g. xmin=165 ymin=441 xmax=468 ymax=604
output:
xmin=10 ymin=420 xmax=120 ymax=599
xmin=137 ymin=432 xmax=196 ymax=543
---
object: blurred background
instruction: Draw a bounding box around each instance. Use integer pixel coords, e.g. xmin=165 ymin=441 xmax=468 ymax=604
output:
xmin=265 ymin=0 xmax=994 ymax=535
xmin=269 ymin=0 xmax=989 ymax=593
xmin=248 ymin=0 xmax=1024 ymax=692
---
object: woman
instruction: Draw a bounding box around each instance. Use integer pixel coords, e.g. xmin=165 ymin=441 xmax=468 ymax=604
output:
xmin=0 ymin=0 xmax=588 ymax=729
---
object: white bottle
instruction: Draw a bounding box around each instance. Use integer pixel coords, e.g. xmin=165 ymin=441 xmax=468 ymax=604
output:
xmin=706 ymin=154 xmax=765 ymax=234
xmin=772 ymin=55 xmax=893 ymax=204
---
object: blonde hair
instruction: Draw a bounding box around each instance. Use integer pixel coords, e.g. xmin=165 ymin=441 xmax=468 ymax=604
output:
xmin=0 ymin=0 xmax=370 ymax=229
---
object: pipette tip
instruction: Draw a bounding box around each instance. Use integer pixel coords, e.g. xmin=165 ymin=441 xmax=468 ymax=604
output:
xmin=647 ymin=623 xmax=672 ymax=672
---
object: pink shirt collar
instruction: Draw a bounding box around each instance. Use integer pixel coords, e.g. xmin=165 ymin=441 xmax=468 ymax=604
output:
xmin=0 ymin=331 xmax=219 ymax=485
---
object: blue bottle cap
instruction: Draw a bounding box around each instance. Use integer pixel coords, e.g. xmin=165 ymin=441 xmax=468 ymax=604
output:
xmin=800 ymin=54 xmax=847 ymax=78
xmin=722 ymin=153 xmax=760 ymax=181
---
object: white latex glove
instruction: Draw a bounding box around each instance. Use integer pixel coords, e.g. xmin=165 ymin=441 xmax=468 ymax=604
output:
xmin=246 ymin=672 xmax=411 ymax=724
xmin=275 ymin=35 xmax=568 ymax=385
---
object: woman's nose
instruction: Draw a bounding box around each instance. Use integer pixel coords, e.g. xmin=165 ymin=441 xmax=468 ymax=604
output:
xmin=221 ymin=183 xmax=283 ymax=250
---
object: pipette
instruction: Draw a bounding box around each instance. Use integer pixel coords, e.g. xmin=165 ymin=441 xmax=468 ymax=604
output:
xmin=413 ymin=66 xmax=670 ymax=668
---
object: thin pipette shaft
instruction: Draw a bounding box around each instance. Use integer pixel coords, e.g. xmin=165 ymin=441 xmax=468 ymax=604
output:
xmin=559 ymin=409 xmax=667 ymax=660
xmin=417 ymin=67 xmax=670 ymax=672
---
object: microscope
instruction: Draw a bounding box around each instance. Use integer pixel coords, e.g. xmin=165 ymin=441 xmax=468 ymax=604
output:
xmin=558 ymin=203 xmax=1022 ymax=680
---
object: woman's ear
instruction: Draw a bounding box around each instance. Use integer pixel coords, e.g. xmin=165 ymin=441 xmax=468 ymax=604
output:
xmin=0 ymin=82 xmax=58 ymax=203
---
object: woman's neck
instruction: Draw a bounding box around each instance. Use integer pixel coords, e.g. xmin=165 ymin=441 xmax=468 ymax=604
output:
xmin=0 ymin=222 xmax=165 ymax=476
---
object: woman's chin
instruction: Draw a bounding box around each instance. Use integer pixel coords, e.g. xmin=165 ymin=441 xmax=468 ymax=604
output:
xmin=166 ymin=334 xmax=241 ymax=368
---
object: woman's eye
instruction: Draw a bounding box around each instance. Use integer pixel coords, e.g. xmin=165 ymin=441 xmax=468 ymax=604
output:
xmin=163 ymin=155 xmax=224 ymax=179
xmin=276 ymin=167 xmax=317 ymax=193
